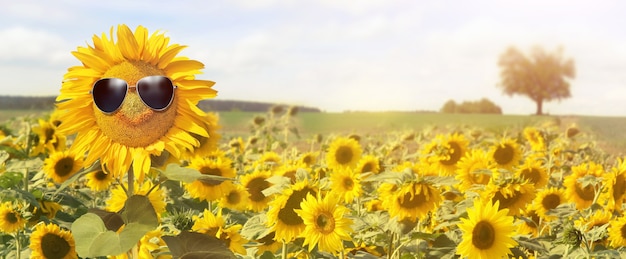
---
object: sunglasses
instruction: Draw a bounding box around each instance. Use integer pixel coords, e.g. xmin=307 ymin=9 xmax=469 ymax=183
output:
xmin=90 ymin=76 xmax=177 ymax=113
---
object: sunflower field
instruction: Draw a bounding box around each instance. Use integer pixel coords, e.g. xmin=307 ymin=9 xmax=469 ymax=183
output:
xmin=2 ymin=24 xmax=626 ymax=259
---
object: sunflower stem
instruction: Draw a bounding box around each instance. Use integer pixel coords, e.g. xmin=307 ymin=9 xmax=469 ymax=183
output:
xmin=127 ymin=166 xmax=134 ymax=196
xmin=14 ymin=231 xmax=20 ymax=259
xmin=281 ymin=241 xmax=287 ymax=259
xmin=387 ymin=232 xmax=394 ymax=259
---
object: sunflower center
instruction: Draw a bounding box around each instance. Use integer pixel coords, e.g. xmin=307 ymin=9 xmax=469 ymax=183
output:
xmin=94 ymin=170 xmax=108 ymax=181
xmin=54 ymin=157 xmax=75 ymax=177
xmin=398 ymin=185 xmax=428 ymax=209
xmin=247 ymin=177 xmax=270 ymax=202
xmin=575 ymin=184 xmax=596 ymax=201
xmin=491 ymin=190 xmax=521 ymax=210
xmin=302 ymin=155 xmax=313 ymax=165
xmin=342 ymin=177 xmax=354 ymax=190
xmin=277 ymin=188 xmax=316 ymax=226
xmin=541 ymin=193 xmax=561 ymax=211
xmin=620 ymin=224 xmax=626 ymax=239
xmin=226 ymin=190 xmax=241 ymax=205
xmin=41 ymin=233 xmax=71 ymax=259
xmin=526 ymin=210 xmax=540 ymax=227
xmin=493 ymin=144 xmax=515 ymax=165
xmin=440 ymin=142 xmax=462 ymax=166
xmin=520 ymin=168 xmax=541 ymax=184
xmin=44 ymin=127 xmax=55 ymax=142
xmin=361 ymin=163 xmax=373 ymax=173
xmin=94 ymin=61 xmax=177 ymax=148
xmin=282 ymin=169 xmax=297 ymax=183
xmin=259 ymin=232 xmax=276 ymax=245
xmin=472 ymin=220 xmax=495 ymax=250
xmin=5 ymin=212 xmax=18 ymax=224
xmin=335 ymin=146 xmax=354 ymax=165
xmin=199 ymin=167 xmax=223 ymax=186
xmin=613 ymin=174 xmax=626 ymax=201
xmin=314 ymin=211 xmax=336 ymax=234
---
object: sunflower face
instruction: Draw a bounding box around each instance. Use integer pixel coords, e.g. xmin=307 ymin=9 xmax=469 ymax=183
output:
xmin=457 ymin=200 xmax=517 ymax=259
xmin=455 ymin=149 xmax=493 ymax=191
xmin=0 ymin=202 xmax=26 ymax=233
xmin=29 ymin=223 xmax=77 ymax=259
xmin=240 ymin=170 xmax=273 ymax=212
xmin=483 ymin=181 xmax=535 ymax=216
xmin=43 ymin=151 xmax=84 ymax=184
xmin=185 ymin=157 xmax=236 ymax=202
xmin=609 ymin=216 xmax=626 ymax=248
xmin=531 ymin=188 xmax=566 ymax=220
xmin=326 ymin=137 xmax=362 ymax=170
xmin=490 ymin=138 xmax=521 ymax=169
xmin=295 ymin=194 xmax=352 ymax=254
xmin=516 ymin=160 xmax=548 ymax=188
xmin=382 ymin=182 xmax=442 ymax=221
xmin=330 ymin=168 xmax=362 ymax=204
xmin=523 ymin=127 xmax=545 ymax=151
xmin=421 ymin=134 xmax=468 ymax=176
xmin=56 ymin=24 xmax=216 ymax=179
xmin=266 ymin=181 xmax=317 ymax=242
xmin=564 ymin=162 xmax=604 ymax=210
xmin=85 ymin=166 xmax=114 ymax=192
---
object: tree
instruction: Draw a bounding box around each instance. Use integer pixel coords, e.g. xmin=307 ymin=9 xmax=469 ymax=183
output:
xmin=440 ymin=99 xmax=457 ymax=113
xmin=497 ymin=46 xmax=575 ymax=115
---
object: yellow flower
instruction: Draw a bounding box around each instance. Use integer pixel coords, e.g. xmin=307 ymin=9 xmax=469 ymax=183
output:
xmin=192 ymin=209 xmax=225 ymax=236
xmin=266 ymin=180 xmax=317 ymax=242
xmin=217 ymin=183 xmax=250 ymax=212
xmin=482 ymin=180 xmax=535 ymax=216
xmin=421 ymin=133 xmax=469 ymax=176
xmin=356 ymin=154 xmax=381 ymax=175
xmin=0 ymin=202 xmax=26 ymax=233
xmin=111 ymin=228 xmax=169 ymax=259
xmin=605 ymin=158 xmax=626 ymax=212
xmin=516 ymin=158 xmax=549 ymax=189
xmin=181 ymin=112 xmax=222 ymax=160
xmin=253 ymin=151 xmax=282 ymax=169
xmin=297 ymin=152 xmax=318 ymax=168
xmin=564 ymin=162 xmax=604 ymax=210
xmin=530 ymin=187 xmax=566 ymax=221
xmin=43 ymin=150 xmax=84 ymax=184
xmin=240 ymin=170 xmax=273 ymax=212
xmin=295 ymin=193 xmax=353 ymax=254
xmin=608 ymin=215 xmax=626 ymax=248
xmin=516 ymin=209 xmax=540 ymax=237
xmin=218 ymin=224 xmax=248 ymax=255
xmin=105 ymin=181 xmax=166 ymax=218
xmin=84 ymin=165 xmax=115 ymax=192
xmin=55 ymin=24 xmax=216 ymax=180
xmin=325 ymin=137 xmax=362 ymax=170
xmin=457 ymin=200 xmax=517 ymax=259
xmin=30 ymin=118 xmax=66 ymax=156
xmin=254 ymin=232 xmax=282 ymax=255
xmin=455 ymin=149 xmax=494 ymax=192
xmin=184 ymin=156 xmax=236 ymax=202
xmin=489 ymin=138 xmax=522 ymax=170
xmin=29 ymin=223 xmax=77 ymax=259
xmin=523 ymin=127 xmax=545 ymax=151
xmin=329 ymin=167 xmax=362 ymax=204
xmin=381 ymin=181 xmax=442 ymax=221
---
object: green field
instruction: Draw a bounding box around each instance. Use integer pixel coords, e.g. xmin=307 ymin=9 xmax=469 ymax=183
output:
xmin=2 ymin=110 xmax=626 ymax=155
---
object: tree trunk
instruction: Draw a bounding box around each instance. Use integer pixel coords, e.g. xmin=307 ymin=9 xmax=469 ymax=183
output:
xmin=535 ymin=99 xmax=543 ymax=115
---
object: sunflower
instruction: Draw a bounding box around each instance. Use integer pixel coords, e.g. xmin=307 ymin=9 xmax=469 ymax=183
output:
xmin=29 ymin=223 xmax=77 ymax=259
xmin=526 ymin=188 xmax=564 ymax=222
xmin=297 ymin=152 xmax=318 ymax=168
xmin=43 ymin=150 xmax=84 ymax=184
xmin=84 ymin=165 xmax=115 ymax=192
xmin=105 ymin=181 xmax=166 ymax=218
xmin=482 ymin=180 xmax=535 ymax=216
xmin=266 ymin=180 xmax=317 ymax=242
xmin=276 ymin=163 xmax=305 ymax=184
xmin=605 ymin=158 xmax=626 ymax=212
xmin=489 ymin=138 xmax=522 ymax=170
xmin=564 ymin=162 xmax=604 ymax=210
xmin=356 ymin=154 xmax=381 ymax=175
xmin=295 ymin=193 xmax=353 ymax=254
xmin=0 ymin=202 xmax=26 ymax=233
xmin=255 ymin=232 xmax=282 ymax=256
xmin=184 ymin=156 xmax=236 ymax=202
xmin=329 ymin=167 xmax=362 ymax=204
xmin=240 ymin=170 xmax=273 ymax=212
xmin=516 ymin=209 xmax=540 ymax=237
xmin=421 ymin=133 xmax=469 ymax=176
xmin=456 ymin=200 xmax=517 ymax=259
xmin=181 ymin=112 xmax=222 ymax=160
xmin=253 ymin=151 xmax=283 ymax=169
xmin=218 ymin=224 xmax=249 ymax=255
xmin=217 ymin=183 xmax=250 ymax=212
xmin=523 ymin=127 xmax=545 ymax=152
xmin=55 ymin=24 xmax=216 ymax=180
xmin=111 ymin=228 xmax=168 ymax=259
xmin=608 ymin=215 xmax=626 ymax=248
xmin=325 ymin=137 xmax=362 ymax=170
xmin=516 ymin=158 xmax=549 ymax=189
xmin=575 ymin=209 xmax=612 ymax=232
xmin=30 ymin=199 xmax=63 ymax=223
xmin=455 ymin=149 xmax=494 ymax=192
xmin=30 ymin=118 xmax=66 ymax=156
xmin=381 ymin=181 xmax=442 ymax=221
xmin=192 ymin=209 xmax=225 ymax=236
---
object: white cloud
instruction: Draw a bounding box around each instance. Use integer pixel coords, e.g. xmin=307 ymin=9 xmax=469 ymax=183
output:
xmin=0 ymin=26 xmax=73 ymax=65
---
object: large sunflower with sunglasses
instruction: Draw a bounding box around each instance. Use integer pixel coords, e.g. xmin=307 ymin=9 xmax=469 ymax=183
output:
xmin=55 ymin=24 xmax=216 ymax=180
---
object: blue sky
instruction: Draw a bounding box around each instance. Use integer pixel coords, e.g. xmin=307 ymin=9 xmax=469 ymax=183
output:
xmin=1 ymin=0 xmax=625 ymax=115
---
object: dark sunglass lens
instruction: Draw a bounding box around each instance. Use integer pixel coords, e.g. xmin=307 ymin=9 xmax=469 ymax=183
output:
xmin=92 ymin=78 xmax=127 ymax=113
xmin=137 ymin=76 xmax=174 ymax=110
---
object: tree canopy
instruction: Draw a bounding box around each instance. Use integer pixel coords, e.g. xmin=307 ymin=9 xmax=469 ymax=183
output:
xmin=497 ymin=46 xmax=575 ymax=115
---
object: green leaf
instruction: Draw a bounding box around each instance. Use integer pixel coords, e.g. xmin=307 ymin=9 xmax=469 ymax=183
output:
xmin=71 ymin=195 xmax=159 ymax=257
xmin=0 ymin=171 xmax=23 ymax=188
xmin=240 ymin=214 xmax=271 ymax=240
xmin=160 ymin=163 xmax=232 ymax=183
xmin=162 ymin=231 xmax=236 ymax=259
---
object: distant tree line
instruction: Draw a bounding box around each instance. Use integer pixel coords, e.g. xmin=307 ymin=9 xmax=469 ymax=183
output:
xmin=0 ymin=95 xmax=321 ymax=113
xmin=440 ymin=98 xmax=502 ymax=114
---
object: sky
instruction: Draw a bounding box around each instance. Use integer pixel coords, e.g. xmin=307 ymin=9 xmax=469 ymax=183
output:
xmin=1 ymin=0 xmax=625 ymax=115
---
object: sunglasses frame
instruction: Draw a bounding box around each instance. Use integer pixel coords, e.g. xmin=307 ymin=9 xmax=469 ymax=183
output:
xmin=89 ymin=76 xmax=177 ymax=114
